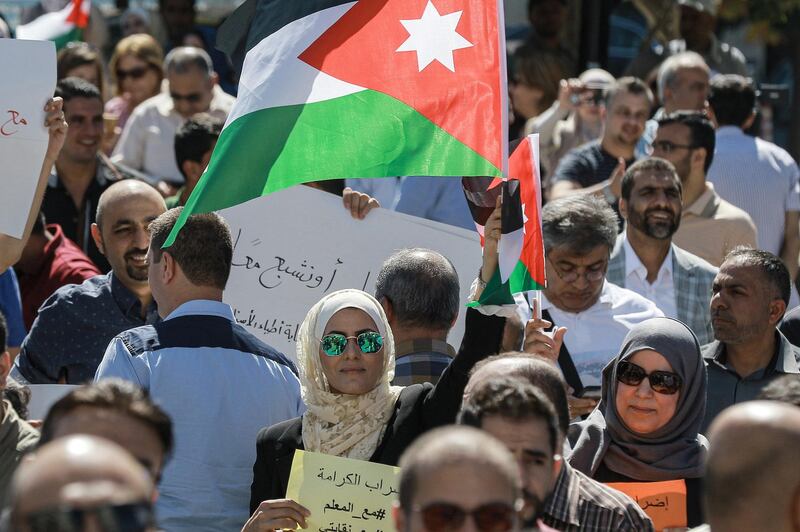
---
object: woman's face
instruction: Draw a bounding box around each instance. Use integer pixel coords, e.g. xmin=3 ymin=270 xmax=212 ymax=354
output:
xmin=318 ymin=308 xmax=385 ymax=395
xmin=615 ymin=349 xmax=680 ymax=435
xmin=117 ymin=54 xmax=161 ymax=106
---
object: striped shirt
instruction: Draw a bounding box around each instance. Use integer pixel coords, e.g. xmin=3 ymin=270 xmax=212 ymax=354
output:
xmin=707 ymin=126 xmax=800 ymax=255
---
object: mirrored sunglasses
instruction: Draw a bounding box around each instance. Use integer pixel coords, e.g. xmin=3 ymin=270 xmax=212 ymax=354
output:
xmin=616 ymin=360 xmax=682 ymax=395
xmin=320 ymin=331 xmax=383 ymax=357
xmin=414 ymin=502 xmax=519 ymax=532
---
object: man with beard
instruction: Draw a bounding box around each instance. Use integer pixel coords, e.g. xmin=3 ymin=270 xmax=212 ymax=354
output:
xmin=549 ymin=77 xmax=652 ymax=201
xmin=607 ymin=158 xmax=717 ymax=343
xmin=702 ymin=248 xmax=800 ymax=431
xmin=13 ymin=181 xmax=164 ymax=384
xmin=652 ymin=111 xmax=756 ymax=266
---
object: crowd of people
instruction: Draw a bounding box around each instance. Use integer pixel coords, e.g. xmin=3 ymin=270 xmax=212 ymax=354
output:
xmin=1 ymin=0 xmax=800 ymax=531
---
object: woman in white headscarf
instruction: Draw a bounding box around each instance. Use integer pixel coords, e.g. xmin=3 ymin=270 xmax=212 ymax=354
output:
xmin=245 ymin=286 xmax=505 ymax=531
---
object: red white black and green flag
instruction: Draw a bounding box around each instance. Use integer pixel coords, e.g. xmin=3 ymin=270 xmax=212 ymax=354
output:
xmin=16 ymin=0 xmax=90 ymax=49
xmin=165 ymin=0 xmax=508 ymax=245
xmin=463 ymin=134 xmax=546 ymax=306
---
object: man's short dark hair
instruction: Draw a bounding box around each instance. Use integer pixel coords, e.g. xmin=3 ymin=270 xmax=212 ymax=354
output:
xmin=174 ymin=114 xmax=223 ymax=179
xmin=604 ymin=76 xmax=654 ymax=109
xmin=374 ymin=249 xmax=459 ymax=331
xmin=724 ymin=247 xmax=791 ymax=307
xmin=54 ymin=76 xmax=102 ymax=105
xmin=620 ymin=157 xmax=682 ymax=201
xmin=709 ymin=74 xmax=756 ymax=128
xmin=759 ymin=374 xmax=800 ymax=407
xmin=39 ymin=379 xmax=174 ymax=458
xmin=542 ymin=195 xmax=618 ymax=255
xmin=460 ymin=375 xmax=560 ymax=455
xmin=149 ymin=208 xmax=232 ymax=290
xmin=657 ymin=111 xmax=716 ymax=172
xmin=0 ymin=311 xmax=6 ymax=352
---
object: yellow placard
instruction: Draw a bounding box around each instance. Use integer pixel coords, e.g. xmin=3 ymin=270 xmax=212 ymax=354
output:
xmin=286 ymin=450 xmax=400 ymax=532
xmin=606 ymin=479 xmax=687 ymax=532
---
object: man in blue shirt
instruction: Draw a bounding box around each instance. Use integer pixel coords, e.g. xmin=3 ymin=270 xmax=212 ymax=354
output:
xmin=95 ymin=207 xmax=303 ymax=532
xmin=0 ymin=270 xmax=25 ymax=358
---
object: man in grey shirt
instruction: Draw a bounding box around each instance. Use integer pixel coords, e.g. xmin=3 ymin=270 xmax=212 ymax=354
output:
xmin=702 ymin=248 xmax=800 ymax=431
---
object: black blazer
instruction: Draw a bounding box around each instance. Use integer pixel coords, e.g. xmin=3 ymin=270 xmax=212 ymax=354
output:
xmin=249 ymin=308 xmax=505 ymax=513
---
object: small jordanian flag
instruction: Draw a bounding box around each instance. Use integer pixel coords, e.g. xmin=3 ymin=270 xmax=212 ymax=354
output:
xmin=165 ymin=0 xmax=508 ymax=246
xmin=16 ymin=0 xmax=90 ymax=49
xmin=464 ymin=134 xmax=546 ymax=306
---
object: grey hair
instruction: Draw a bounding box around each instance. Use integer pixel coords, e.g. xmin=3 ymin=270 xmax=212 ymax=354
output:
xmin=164 ymin=46 xmax=213 ymax=77
xmin=542 ymin=195 xmax=618 ymax=255
xmin=375 ymin=248 xmax=459 ymax=331
xmin=657 ymin=51 xmax=710 ymax=102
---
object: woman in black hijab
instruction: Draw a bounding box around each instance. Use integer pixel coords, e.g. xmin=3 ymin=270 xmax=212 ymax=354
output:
xmin=567 ymin=317 xmax=708 ymax=527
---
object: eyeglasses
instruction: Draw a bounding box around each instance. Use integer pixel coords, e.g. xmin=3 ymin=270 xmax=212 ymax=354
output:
xmin=547 ymin=257 xmax=606 ymax=284
xmin=320 ymin=331 xmax=383 ymax=357
xmin=413 ymin=502 xmax=519 ymax=532
xmin=651 ymin=140 xmax=697 ymax=155
xmin=22 ymin=501 xmax=155 ymax=532
xmin=616 ymin=360 xmax=682 ymax=395
xmin=170 ymin=92 xmax=204 ymax=103
xmin=116 ymin=65 xmax=150 ymax=81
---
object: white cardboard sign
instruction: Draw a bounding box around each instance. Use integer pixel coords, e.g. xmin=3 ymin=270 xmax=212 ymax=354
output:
xmin=220 ymin=186 xmax=482 ymax=360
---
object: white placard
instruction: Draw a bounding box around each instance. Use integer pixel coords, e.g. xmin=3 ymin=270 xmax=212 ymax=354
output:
xmin=220 ymin=186 xmax=482 ymax=360
xmin=27 ymin=384 xmax=79 ymax=420
xmin=0 ymin=39 xmax=56 ymax=239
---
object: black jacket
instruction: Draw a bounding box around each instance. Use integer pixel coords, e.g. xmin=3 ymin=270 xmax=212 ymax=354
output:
xmin=249 ymin=308 xmax=505 ymax=513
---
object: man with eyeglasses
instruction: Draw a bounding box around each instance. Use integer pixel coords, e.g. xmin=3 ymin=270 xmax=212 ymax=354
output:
xmin=522 ymin=195 xmax=663 ymax=416
xmin=607 ymin=157 xmax=718 ymax=344
xmin=652 ymin=111 xmax=756 ymax=266
xmin=701 ymin=248 xmax=800 ymax=431
xmin=549 ymin=77 xmax=652 ymax=202
xmin=394 ymin=425 xmax=527 ymax=532
xmin=8 ymin=435 xmax=157 ymax=532
xmin=95 ymin=209 xmax=302 ymax=532
xmin=112 ymin=46 xmax=234 ymax=188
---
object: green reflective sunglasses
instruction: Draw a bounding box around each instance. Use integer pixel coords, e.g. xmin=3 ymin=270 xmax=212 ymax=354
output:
xmin=320 ymin=332 xmax=383 ymax=357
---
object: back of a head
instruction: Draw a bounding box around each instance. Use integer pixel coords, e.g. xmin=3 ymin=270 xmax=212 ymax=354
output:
xmin=542 ymin=195 xmax=618 ymax=255
xmin=375 ymin=248 xmax=459 ymax=332
xmin=657 ymin=111 xmax=716 ymax=172
xmin=40 ymin=378 xmax=174 ymax=458
xmin=11 ymin=435 xmax=155 ymax=530
xmin=54 ymin=76 xmax=102 ymax=105
xmin=174 ymin=113 xmax=223 ymax=177
xmin=620 ymin=157 xmax=681 ymax=202
xmin=398 ymin=425 xmax=520 ymax=512
xmin=705 ymin=401 xmax=800 ymax=532
xmin=657 ymin=51 xmax=710 ymax=102
xmin=708 ymin=74 xmax=756 ymax=128
xmin=759 ymin=374 xmax=800 ymax=407
xmin=148 ymin=208 xmax=233 ymax=291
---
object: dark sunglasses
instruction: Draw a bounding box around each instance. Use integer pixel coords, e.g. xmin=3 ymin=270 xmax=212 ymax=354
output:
xmin=616 ymin=360 xmax=682 ymax=395
xmin=170 ymin=91 xmax=203 ymax=103
xmin=116 ymin=65 xmax=150 ymax=81
xmin=320 ymin=331 xmax=383 ymax=357
xmin=414 ymin=502 xmax=519 ymax=532
xmin=22 ymin=501 xmax=155 ymax=532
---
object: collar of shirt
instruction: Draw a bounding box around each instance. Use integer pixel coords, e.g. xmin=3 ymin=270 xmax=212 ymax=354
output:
xmin=156 ymin=84 xmax=231 ymax=117
xmin=48 ymin=154 xmax=114 ymax=190
xmin=165 ymin=299 xmax=235 ymax=322
xmin=704 ymin=330 xmax=800 ymax=376
xmin=540 ymin=281 xmax=615 ymax=314
xmin=622 ymin=233 xmax=673 ymax=284
xmin=109 ymin=272 xmax=157 ymax=321
xmin=716 ymin=125 xmax=744 ymax=138
xmin=394 ymin=338 xmax=455 ymax=359
xmin=684 ymin=182 xmax=719 ymax=219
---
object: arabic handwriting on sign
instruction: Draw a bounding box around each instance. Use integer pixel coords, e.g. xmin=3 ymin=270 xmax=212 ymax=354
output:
xmin=318 ymin=522 xmax=353 ymax=532
xmin=323 ymin=500 xmax=354 ymax=514
xmin=641 ymin=496 xmax=668 ymax=510
xmin=232 ymin=308 xmax=300 ymax=342
xmin=0 ymin=110 xmax=28 ymax=137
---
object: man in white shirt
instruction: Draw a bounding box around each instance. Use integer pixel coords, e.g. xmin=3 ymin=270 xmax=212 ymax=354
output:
xmin=707 ymin=74 xmax=800 ymax=286
xmin=523 ymin=195 xmax=663 ymax=415
xmin=112 ymin=47 xmax=235 ymax=185
xmin=607 ymin=158 xmax=718 ymax=344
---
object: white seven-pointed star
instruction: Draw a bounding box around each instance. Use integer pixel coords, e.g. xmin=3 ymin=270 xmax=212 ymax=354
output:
xmin=396 ymin=0 xmax=474 ymax=73
xmin=522 ymin=202 xmax=529 ymax=234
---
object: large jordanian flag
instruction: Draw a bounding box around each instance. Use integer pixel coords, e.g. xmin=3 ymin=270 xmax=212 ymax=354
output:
xmin=16 ymin=0 xmax=90 ymax=49
xmin=165 ymin=0 xmax=508 ymax=245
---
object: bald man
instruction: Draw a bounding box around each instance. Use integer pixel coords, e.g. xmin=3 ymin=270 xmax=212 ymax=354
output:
xmin=704 ymin=401 xmax=800 ymax=532
xmin=13 ymin=181 xmax=165 ymax=384
xmin=9 ymin=435 xmax=157 ymax=531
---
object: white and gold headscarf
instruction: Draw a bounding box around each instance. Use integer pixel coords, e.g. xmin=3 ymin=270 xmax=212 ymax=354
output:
xmin=297 ymin=289 xmax=403 ymax=461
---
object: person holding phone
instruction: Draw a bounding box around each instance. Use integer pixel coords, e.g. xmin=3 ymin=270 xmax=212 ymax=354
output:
xmin=567 ymin=317 xmax=708 ymax=528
